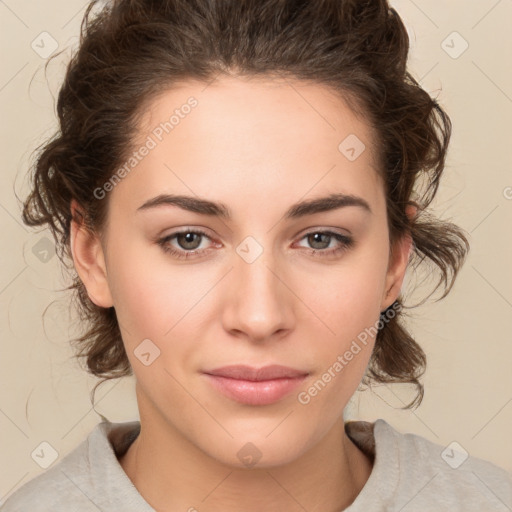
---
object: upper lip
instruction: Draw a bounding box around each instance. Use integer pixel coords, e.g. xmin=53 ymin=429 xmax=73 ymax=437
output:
xmin=204 ymin=364 xmax=309 ymax=381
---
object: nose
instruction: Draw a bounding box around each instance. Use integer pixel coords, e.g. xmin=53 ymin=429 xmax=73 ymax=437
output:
xmin=221 ymin=247 xmax=295 ymax=343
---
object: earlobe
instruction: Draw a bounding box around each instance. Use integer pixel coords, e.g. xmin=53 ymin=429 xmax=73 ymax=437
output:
xmin=381 ymin=204 xmax=417 ymax=310
xmin=70 ymin=199 xmax=113 ymax=308
xmin=381 ymin=233 xmax=413 ymax=307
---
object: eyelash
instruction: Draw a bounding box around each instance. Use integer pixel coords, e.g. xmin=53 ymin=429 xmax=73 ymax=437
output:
xmin=156 ymin=229 xmax=354 ymax=260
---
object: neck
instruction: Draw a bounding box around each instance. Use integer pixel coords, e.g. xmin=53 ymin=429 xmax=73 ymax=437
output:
xmin=118 ymin=411 xmax=373 ymax=512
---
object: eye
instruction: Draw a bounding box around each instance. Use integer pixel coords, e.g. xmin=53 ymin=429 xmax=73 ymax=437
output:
xmin=157 ymin=229 xmax=215 ymax=260
xmin=295 ymin=230 xmax=354 ymax=257
xmin=157 ymin=228 xmax=354 ymax=260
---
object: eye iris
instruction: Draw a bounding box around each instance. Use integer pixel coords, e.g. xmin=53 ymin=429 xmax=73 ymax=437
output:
xmin=308 ymin=233 xmax=330 ymax=249
xmin=178 ymin=232 xmax=201 ymax=250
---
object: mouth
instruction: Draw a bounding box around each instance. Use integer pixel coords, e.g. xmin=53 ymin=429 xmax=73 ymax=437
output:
xmin=202 ymin=364 xmax=309 ymax=405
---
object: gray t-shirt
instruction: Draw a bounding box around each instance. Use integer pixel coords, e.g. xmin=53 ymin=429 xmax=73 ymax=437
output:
xmin=2 ymin=418 xmax=511 ymax=511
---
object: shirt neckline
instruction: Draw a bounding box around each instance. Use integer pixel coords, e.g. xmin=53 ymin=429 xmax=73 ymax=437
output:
xmin=88 ymin=418 xmax=399 ymax=511
xmin=343 ymin=419 xmax=400 ymax=510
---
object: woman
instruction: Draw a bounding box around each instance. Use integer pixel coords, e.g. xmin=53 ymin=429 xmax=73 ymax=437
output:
xmin=3 ymin=0 xmax=511 ymax=510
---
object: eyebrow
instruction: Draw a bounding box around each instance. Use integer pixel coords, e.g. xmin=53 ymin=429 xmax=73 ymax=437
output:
xmin=136 ymin=192 xmax=372 ymax=219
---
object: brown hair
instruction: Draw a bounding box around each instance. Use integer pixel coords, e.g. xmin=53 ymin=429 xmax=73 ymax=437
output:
xmin=21 ymin=0 xmax=469 ymax=409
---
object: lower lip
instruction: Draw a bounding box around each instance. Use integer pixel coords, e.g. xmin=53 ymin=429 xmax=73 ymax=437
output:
xmin=203 ymin=374 xmax=308 ymax=405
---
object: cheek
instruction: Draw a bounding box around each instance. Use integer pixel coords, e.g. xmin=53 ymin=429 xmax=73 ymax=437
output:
xmin=293 ymin=267 xmax=384 ymax=422
xmin=291 ymin=242 xmax=389 ymax=391
xmin=107 ymin=253 xmax=206 ymax=402
xmin=301 ymin=253 xmax=389 ymax=340
xmin=106 ymin=237 xmax=206 ymax=339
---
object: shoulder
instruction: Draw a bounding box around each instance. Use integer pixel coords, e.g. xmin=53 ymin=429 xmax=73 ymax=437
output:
xmin=1 ymin=420 xmax=142 ymax=511
xmin=1 ymin=433 xmax=95 ymax=511
xmin=377 ymin=419 xmax=512 ymax=510
xmin=345 ymin=418 xmax=512 ymax=511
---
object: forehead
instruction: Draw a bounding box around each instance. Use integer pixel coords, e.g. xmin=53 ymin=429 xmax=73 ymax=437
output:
xmin=110 ymin=75 xmax=384 ymax=219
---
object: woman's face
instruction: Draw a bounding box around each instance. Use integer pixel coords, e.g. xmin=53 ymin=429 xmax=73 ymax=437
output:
xmin=73 ymin=75 xmax=411 ymax=467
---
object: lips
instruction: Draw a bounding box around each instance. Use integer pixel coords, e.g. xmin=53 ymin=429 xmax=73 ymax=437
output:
xmin=202 ymin=364 xmax=309 ymax=405
xmin=204 ymin=364 xmax=309 ymax=381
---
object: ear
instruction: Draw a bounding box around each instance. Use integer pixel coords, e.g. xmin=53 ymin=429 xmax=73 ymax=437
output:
xmin=380 ymin=203 xmax=417 ymax=310
xmin=69 ymin=199 xmax=113 ymax=308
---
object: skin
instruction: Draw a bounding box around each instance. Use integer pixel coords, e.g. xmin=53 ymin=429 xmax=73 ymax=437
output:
xmin=70 ymin=75 xmax=414 ymax=512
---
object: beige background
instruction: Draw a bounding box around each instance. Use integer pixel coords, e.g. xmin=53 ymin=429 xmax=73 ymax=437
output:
xmin=1 ymin=0 xmax=511 ymax=503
